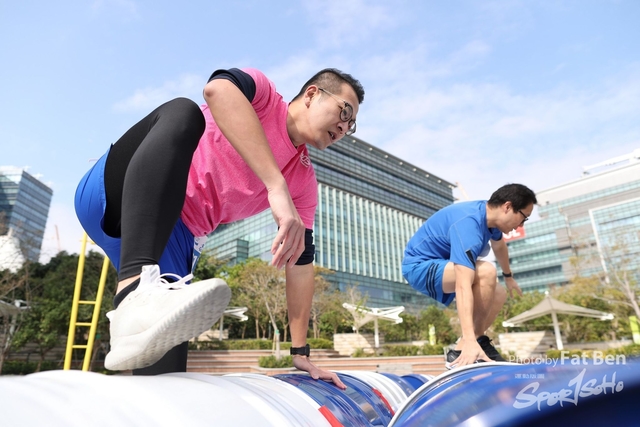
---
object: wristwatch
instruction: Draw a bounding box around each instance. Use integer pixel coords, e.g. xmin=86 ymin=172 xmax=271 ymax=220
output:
xmin=502 ymin=271 xmax=513 ymax=278
xmin=290 ymin=344 xmax=310 ymax=357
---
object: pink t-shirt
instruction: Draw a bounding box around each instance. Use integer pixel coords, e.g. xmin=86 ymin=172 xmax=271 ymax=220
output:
xmin=181 ymin=68 xmax=318 ymax=237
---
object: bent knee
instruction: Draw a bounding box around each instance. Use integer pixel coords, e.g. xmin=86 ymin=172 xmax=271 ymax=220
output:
xmin=475 ymin=260 xmax=497 ymax=284
xmin=163 ymin=97 xmax=206 ymax=137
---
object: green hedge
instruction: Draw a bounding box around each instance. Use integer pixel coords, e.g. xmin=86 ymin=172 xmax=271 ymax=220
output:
xmin=189 ymin=337 xmax=335 ymax=351
xmin=383 ymin=345 xmax=421 ymax=357
xmin=422 ymin=344 xmax=445 ymax=355
xmin=258 ymin=355 xmax=294 ymax=368
xmin=352 ymin=348 xmax=375 ymax=358
xmin=352 ymin=343 xmax=445 ymax=357
xmin=608 ymin=344 xmax=640 ymax=356
xmin=307 ymin=338 xmax=334 ymax=349
xmin=1 ymin=360 xmax=58 ymax=375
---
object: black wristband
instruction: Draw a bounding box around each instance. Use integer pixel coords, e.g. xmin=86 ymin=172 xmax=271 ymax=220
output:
xmin=290 ymin=344 xmax=310 ymax=357
xmin=502 ymin=272 xmax=513 ymax=278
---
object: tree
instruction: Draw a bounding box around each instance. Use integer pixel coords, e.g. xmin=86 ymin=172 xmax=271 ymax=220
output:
xmin=418 ymin=305 xmax=457 ymax=344
xmin=342 ymin=284 xmax=368 ymax=333
xmin=224 ymin=261 xmax=266 ymax=339
xmin=555 ymin=227 xmax=640 ymax=342
xmin=0 ymin=268 xmax=28 ymax=374
xmin=554 ymin=282 xmax=620 ymax=342
xmin=10 ymin=251 xmax=115 ymax=372
xmin=309 ymin=267 xmax=342 ymax=339
xmin=378 ymin=312 xmax=418 ymax=342
xmin=0 ymin=212 xmax=30 ymax=374
xmin=233 ymin=258 xmax=287 ymax=341
xmin=193 ymin=252 xmax=226 ymax=282
xmin=595 ymin=229 xmax=640 ymax=320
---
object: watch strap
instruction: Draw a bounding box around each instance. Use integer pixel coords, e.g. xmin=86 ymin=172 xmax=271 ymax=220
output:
xmin=290 ymin=344 xmax=310 ymax=357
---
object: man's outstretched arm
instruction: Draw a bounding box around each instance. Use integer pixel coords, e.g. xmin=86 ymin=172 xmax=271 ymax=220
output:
xmin=285 ymin=262 xmax=346 ymax=389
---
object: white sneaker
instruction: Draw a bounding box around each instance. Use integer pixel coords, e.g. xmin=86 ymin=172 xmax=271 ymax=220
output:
xmin=104 ymin=265 xmax=231 ymax=371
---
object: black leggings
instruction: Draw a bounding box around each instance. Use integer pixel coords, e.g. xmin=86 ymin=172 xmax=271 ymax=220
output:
xmin=103 ymin=97 xmax=205 ymax=281
xmin=103 ymin=97 xmax=205 ymax=375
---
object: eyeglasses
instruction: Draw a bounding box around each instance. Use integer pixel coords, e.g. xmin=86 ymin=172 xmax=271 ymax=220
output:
xmin=517 ymin=210 xmax=530 ymax=224
xmin=318 ymin=88 xmax=357 ymax=136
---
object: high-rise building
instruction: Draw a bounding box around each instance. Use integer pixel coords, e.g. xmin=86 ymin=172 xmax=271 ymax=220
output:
xmin=203 ymin=136 xmax=455 ymax=312
xmin=0 ymin=166 xmax=53 ymax=264
xmin=501 ymin=150 xmax=640 ymax=292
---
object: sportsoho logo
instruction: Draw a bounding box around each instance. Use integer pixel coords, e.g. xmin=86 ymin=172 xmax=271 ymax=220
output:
xmin=511 ymin=352 xmax=627 ymax=411
xmin=513 ymin=367 xmax=624 ymax=411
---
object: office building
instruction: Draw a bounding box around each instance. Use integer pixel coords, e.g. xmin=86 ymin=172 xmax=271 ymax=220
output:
xmin=203 ymin=136 xmax=455 ymax=312
xmin=502 ymin=150 xmax=640 ymax=291
xmin=0 ymin=166 xmax=53 ymax=264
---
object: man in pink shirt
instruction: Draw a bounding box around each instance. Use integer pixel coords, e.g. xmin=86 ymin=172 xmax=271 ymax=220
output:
xmin=75 ymin=67 xmax=364 ymax=387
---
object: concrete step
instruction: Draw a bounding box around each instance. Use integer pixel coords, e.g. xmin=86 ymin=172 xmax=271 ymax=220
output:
xmin=186 ymin=350 xmax=447 ymax=377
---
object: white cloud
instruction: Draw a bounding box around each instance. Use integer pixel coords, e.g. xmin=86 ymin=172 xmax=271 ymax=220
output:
xmin=303 ymin=0 xmax=398 ymax=50
xmin=264 ymin=53 xmax=365 ymax=102
xmin=113 ymin=74 xmax=203 ymax=113
xmin=352 ymin=61 xmax=640 ymax=201
xmin=264 ymin=56 xmax=324 ymax=101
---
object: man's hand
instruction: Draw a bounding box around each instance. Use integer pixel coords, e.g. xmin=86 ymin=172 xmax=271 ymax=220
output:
xmin=450 ymin=338 xmax=491 ymax=368
xmin=293 ymin=355 xmax=347 ymax=390
xmin=268 ymin=185 xmax=305 ymax=269
xmin=505 ymin=276 xmax=523 ymax=298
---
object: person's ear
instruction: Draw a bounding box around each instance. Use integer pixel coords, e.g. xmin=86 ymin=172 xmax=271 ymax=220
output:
xmin=304 ymin=85 xmax=319 ymax=106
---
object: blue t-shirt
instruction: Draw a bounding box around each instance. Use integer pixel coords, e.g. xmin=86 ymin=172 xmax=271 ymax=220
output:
xmin=403 ymin=201 xmax=503 ymax=270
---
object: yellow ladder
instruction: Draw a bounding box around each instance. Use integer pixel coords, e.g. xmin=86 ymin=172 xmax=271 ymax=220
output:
xmin=63 ymin=233 xmax=110 ymax=371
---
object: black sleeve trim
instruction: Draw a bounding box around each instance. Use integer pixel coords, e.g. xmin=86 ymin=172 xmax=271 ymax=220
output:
xmin=208 ymin=68 xmax=256 ymax=102
xmin=295 ymin=229 xmax=316 ymax=265
xmin=465 ymin=250 xmax=476 ymax=268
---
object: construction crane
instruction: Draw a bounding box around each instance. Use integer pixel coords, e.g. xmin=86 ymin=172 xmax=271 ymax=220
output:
xmin=583 ymin=148 xmax=640 ymax=175
xmin=455 ymin=181 xmax=470 ymax=201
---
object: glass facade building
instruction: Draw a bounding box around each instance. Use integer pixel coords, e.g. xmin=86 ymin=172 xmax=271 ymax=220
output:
xmin=501 ymin=160 xmax=640 ymax=292
xmin=0 ymin=166 xmax=53 ymax=262
xmin=203 ymin=136 xmax=455 ymax=312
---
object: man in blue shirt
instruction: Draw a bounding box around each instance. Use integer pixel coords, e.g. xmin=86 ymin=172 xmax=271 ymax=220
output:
xmin=403 ymin=183 xmax=537 ymax=368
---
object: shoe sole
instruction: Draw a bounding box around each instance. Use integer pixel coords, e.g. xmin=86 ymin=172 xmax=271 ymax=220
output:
xmin=105 ymin=279 xmax=231 ymax=371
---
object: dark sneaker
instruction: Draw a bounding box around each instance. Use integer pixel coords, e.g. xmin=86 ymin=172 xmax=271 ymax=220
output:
xmin=446 ymin=349 xmax=460 ymax=364
xmin=445 ymin=349 xmax=487 ymax=369
xmin=476 ymin=335 xmax=506 ymax=362
xmin=445 ymin=349 xmax=460 ymax=369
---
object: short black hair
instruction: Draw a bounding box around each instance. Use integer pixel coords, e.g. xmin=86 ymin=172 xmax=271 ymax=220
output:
xmin=488 ymin=183 xmax=537 ymax=211
xmin=293 ymin=68 xmax=365 ymax=104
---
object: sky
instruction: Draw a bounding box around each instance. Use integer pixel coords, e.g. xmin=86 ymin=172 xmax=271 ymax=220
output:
xmin=1 ymin=0 xmax=639 ymax=263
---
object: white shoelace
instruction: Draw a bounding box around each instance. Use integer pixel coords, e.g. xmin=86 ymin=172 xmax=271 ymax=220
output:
xmin=158 ymin=272 xmax=194 ymax=289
